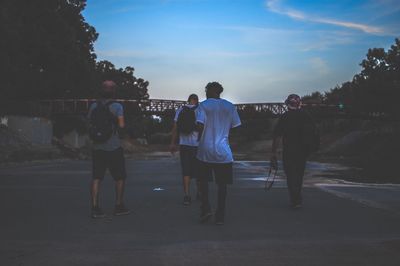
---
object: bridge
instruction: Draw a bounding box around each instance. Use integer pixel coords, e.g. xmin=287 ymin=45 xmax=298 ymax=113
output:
xmin=2 ymin=98 xmax=393 ymax=120
xmin=1 ymin=99 xmax=345 ymax=118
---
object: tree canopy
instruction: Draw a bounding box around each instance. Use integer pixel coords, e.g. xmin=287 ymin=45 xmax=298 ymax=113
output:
xmin=303 ymin=38 xmax=400 ymax=117
xmin=0 ymin=0 xmax=149 ymax=100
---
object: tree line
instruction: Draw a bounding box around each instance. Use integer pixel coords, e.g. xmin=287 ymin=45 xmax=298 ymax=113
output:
xmin=302 ymin=38 xmax=400 ymax=117
xmin=0 ymin=0 xmax=149 ymax=100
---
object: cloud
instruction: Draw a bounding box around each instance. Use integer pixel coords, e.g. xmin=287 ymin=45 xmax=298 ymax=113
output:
xmin=265 ymin=0 xmax=385 ymax=35
xmin=309 ymin=57 xmax=330 ymax=75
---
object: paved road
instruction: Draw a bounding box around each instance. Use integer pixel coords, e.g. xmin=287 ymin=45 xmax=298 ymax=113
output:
xmin=1 ymin=158 xmax=400 ymax=266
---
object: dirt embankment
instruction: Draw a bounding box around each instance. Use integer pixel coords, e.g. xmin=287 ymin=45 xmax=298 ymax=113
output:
xmin=0 ymin=125 xmax=63 ymax=164
xmin=234 ymin=120 xmax=400 ymax=183
xmin=1 ymin=119 xmax=399 ymax=183
xmin=0 ymin=124 xmax=168 ymax=165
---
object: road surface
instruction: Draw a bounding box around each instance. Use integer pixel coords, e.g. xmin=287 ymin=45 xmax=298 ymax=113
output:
xmin=0 ymin=158 xmax=400 ymax=266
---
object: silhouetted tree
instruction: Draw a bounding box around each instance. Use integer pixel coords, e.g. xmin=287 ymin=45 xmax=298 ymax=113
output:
xmin=95 ymin=60 xmax=149 ymax=100
xmin=311 ymin=38 xmax=400 ymax=117
xmin=0 ymin=0 xmax=98 ymax=99
xmin=0 ymin=0 xmax=150 ymax=101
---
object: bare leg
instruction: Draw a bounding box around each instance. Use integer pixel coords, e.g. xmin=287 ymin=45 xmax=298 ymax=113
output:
xmin=91 ymin=179 xmax=101 ymax=208
xmin=115 ymin=179 xmax=125 ymax=206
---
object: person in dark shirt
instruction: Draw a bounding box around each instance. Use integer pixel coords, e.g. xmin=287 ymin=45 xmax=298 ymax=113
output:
xmin=271 ymin=94 xmax=315 ymax=209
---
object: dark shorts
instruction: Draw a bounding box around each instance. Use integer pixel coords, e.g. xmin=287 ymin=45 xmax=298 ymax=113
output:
xmin=179 ymin=145 xmax=199 ymax=178
xmin=198 ymin=161 xmax=233 ymax=185
xmin=92 ymin=147 xmax=127 ymax=181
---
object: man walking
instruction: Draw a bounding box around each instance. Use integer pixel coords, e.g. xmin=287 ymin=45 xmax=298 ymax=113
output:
xmin=271 ymin=94 xmax=317 ymax=209
xmin=196 ymin=82 xmax=241 ymax=225
xmin=170 ymin=94 xmax=201 ymax=205
xmin=88 ymin=80 xmax=130 ymax=218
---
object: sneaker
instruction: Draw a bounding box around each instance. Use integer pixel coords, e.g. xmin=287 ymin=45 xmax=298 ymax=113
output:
xmin=200 ymin=210 xmax=213 ymax=223
xmin=114 ymin=204 xmax=131 ymax=216
xmin=215 ymin=211 xmax=225 ymax=225
xmin=183 ymin=196 xmax=191 ymax=206
xmin=215 ymin=218 xmax=224 ymax=225
xmin=291 ymin=204 xmax=302 ymax=210
xmin=91 ymin=207 xmax=106 ymax=219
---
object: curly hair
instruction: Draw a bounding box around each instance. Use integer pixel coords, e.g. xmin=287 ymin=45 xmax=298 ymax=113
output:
xmin=205 ymin=82 xmax=224 ymax=95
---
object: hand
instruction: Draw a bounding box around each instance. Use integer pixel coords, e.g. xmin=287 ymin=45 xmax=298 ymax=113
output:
xmin=270 ymin=154 xmax=278 ymax=170
xmin=169 ymin=144 xmax=178 ymax=155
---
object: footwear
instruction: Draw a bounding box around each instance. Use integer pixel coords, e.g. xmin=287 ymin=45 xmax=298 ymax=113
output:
xmin=215 ymin=210 xmax=225 ymax=225
xmin=91 ymin=207 xmax=106 ymax=219
xmin=183 ymin=195 xmax=192 ymax=206
xmin=215 ymin=218 xmax=224 ymax=225
xmin=114 ymin=204 xmax=131 ymax=216
xmin=291 ymin=203 xmax=302 ymax=210
xmin=200 ymin=210 xmax=213 ymax=223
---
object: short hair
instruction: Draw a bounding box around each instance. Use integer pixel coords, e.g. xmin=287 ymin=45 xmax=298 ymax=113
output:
xmin=100 ymin=80 xmax=117 ymax=98
xmin=187 ymin=94 xmax=199 ymax=103
xmin=205 ymin=82 xmax=224 ymax=95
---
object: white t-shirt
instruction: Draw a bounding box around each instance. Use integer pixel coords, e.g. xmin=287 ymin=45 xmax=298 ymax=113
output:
xmin=196 ymin=98 xmax=241 ymax=163
xmin=174 ymin=104 xmax=199 ymax=147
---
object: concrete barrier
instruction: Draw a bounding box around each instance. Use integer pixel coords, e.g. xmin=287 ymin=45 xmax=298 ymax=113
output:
xmin=4 ymin=116 xmax=53 ymax=145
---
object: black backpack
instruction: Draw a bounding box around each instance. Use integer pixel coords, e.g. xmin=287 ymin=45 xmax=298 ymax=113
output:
xmin=177 ymin=106 xmax=197 ymax=135
xmin=88 ymin=101 xmax=116 ymax=143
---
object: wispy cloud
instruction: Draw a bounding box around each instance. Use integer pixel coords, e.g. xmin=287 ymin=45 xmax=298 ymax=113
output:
xmin=309 ymin=57 xmax=330 ymax=75
xmin=265 ymin=0 xmax=385 ymax=35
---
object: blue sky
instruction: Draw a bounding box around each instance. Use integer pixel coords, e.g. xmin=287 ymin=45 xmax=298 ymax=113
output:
xmin=83 ymin=0 xmax=400 ymax=103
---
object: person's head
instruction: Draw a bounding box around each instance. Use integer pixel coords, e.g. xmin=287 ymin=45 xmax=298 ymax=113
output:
xmin=187 ymin=94 xmax=199 ymax=105
xmin=205 ymin=82 xmax=223 ymax=99
xmin=100 ymin=80 xmax=117 ymax=99
xmin=285 ymin=94 xmax=302 ymax=110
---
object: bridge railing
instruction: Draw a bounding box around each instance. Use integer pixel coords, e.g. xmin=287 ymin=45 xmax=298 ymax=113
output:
xmin=2 ymin=99 xmax=394 ymax=120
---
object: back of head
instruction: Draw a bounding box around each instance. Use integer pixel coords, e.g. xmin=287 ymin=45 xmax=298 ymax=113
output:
xmin=285 ymin=94 xmax=302 ymax=110
xmin=187 ymin=94 xmax=199 ymax=105
xmin=205 ymin=82 xmax=224 ymax=98
xmin=100 ymin=80 xmax=117 ymax=99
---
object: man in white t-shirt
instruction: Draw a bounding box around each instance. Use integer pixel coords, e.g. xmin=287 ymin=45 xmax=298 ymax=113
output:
xmin=170 ymin=94 xmax=201 ymax=206
xmin=196 ymin=82 xmax=241 ymax=225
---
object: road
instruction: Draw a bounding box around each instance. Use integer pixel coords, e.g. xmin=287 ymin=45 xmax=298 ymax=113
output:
xmin=0 ymin=157 xmax=400 ymax=266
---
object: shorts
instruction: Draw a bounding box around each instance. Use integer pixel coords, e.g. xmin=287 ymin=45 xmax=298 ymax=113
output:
xmin=179 ymin=145 xmax=199 ymax=178
xmin=92 ymin=147 xmax=127 ymax=181
xmin=198 ymin=161 xmax=233 ymax=185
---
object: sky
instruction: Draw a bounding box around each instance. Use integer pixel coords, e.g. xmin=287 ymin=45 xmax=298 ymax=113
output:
xmin=83 ymin=0 xmax=400 ymax=103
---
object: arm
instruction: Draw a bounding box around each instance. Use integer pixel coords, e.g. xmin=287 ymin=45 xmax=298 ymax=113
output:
xmin=270 ymin=136 xmax=280 ymax=170
xmin=196 ymin=122 xmax=204 ymax=141
xmin=195 ymin=104 xmax=205 ymax=141
xmin=169 ymin=107 xmax=182 ymax=154
xmin=270 ymin=117 xmax=283 ymax=170
xmin=117 ymin=116 xmax=125 ymax=128
xmin=115 ymin=103 xmax=127 ymax=139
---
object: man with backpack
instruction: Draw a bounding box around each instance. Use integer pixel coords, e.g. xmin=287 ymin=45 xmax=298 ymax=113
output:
xmin=196 ymin=82 xmax=241 ymax=225
xmin=88 ymin=80 xmax=130 ymax=218
xmin=170 ymin=94 xmax=201 ymax=206
xmin=271 ymin=94 xmax=319 ymax=209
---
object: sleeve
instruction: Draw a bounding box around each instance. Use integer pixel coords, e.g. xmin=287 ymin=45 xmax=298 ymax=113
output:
xmin=273 ymin=116 xmax=284 ymax=138
xmin=231 ymin=105 xmax=241 ymax=128
xmin=174 ymin=107 xmax=182 ymax=122
xmin=196 ymin=104 xmax=205 ymax=124
xmin=87 ymin=103 xmax=96 ymax=119
xmin=114 ymin=103 xmax=124 ymax=117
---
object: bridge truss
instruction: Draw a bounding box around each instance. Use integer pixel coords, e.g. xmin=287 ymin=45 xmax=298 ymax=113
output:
xmin=0 ymin=98 xmax=374 ymax=119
